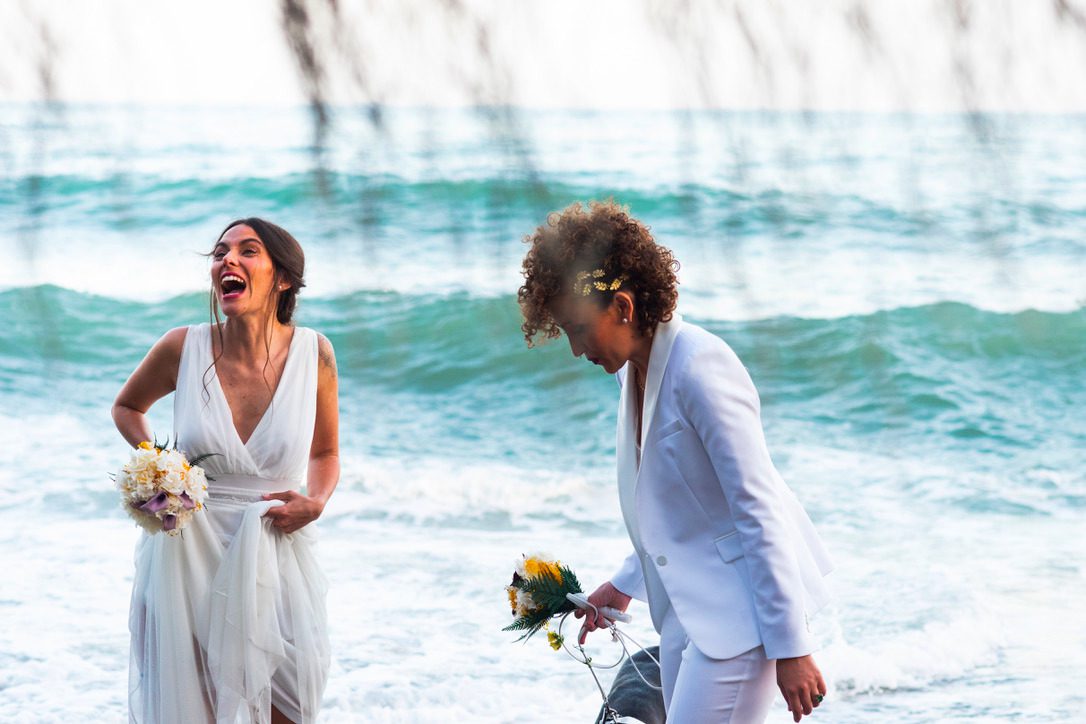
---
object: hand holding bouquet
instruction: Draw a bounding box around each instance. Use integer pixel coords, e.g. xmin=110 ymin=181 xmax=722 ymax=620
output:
xmin=114 ymin=438 xmax=213 ymax=536
xmin=504 ymin=553 xmax=658 ymax=721
xmin=503 ymin=553 xmax=631 ymax=650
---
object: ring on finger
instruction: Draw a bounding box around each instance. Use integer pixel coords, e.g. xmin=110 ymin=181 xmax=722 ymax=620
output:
xmin=814 ymin=694 xmax=824 ymax=704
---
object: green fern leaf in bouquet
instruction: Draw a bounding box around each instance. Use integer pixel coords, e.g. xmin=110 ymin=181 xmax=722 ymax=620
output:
xmin=503 ymin=557 xmax=585 ymax=642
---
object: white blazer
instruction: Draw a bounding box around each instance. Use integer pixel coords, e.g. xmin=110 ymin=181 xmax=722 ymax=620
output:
xmin=610 ymin=314 xmax=833 ymax=661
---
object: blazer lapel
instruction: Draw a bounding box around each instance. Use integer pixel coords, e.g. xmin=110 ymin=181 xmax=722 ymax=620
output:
xmin=638 ymin=313 xmax=683 ymax=455
xmin=616 ymin=365 xmax=640 ymax=543
xmin=616 ymin=314 xmax=683 ymax=546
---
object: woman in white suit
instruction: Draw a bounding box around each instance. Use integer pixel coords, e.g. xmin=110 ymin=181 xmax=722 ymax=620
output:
xmin=518 ymin=201 xmax=833 ymax=723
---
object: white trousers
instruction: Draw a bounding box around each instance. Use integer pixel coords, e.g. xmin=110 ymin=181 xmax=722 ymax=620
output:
xmin=658 ymin=606 xmax=777 ymax=723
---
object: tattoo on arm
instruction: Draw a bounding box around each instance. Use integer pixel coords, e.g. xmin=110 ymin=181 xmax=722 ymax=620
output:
xmin=318 ymin=335 xmax=338 ymax=379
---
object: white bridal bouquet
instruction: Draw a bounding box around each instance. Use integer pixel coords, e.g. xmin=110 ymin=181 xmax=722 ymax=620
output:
xmin=114 ymin=438 xmax=212 ymax=536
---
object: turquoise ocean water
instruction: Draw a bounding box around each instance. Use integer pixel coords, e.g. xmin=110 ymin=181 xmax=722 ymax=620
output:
xmin=1 ymin=105 xmax=1084 ymax=722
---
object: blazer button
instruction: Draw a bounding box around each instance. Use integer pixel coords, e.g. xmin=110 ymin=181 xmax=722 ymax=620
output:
xmin=656 ymin=555 xmax=668 ymax=566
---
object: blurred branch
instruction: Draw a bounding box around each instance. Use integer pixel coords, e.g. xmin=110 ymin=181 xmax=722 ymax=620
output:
xmin=1054 ymin=0 xmax=1086 ymax=31
xmin=15 ymin=1 xmax=64 ymax=362
xmin=280 ymin=0 xmax=333 ymax=194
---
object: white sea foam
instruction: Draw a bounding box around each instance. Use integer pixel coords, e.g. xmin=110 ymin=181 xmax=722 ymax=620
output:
xmin=3 ymin=409 xmax=1085 ymax=720
xmin=0 ymin=512 xmax=648 ymax=722
xmin=336 ymin=455 xmax=619 ymax=528
xmin=819 ymin=608 xmax=1004 ymax=694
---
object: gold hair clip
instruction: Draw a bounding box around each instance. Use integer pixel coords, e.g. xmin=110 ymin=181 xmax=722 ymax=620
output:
xmin=574 ymin=269 xmax=626 ymax=296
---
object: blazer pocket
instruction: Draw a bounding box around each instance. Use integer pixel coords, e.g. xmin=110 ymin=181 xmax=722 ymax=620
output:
xmin=653 ymin=417 xmax=687 ymax=443
xmin=713 ymin=530 xmax=744 ymax=563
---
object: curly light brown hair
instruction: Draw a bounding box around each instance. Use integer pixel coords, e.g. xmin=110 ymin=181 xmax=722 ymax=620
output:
xmin=518 ymin=200 xmax=679 ymax=345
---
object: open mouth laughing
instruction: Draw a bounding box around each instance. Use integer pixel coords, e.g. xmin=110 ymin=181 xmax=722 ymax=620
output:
xmin=220 ymin=273 xmax=247 ymax=300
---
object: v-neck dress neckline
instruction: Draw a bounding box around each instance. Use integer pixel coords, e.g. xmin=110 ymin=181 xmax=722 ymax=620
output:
xmin=210 ymin=324 xmax=300 ymax=449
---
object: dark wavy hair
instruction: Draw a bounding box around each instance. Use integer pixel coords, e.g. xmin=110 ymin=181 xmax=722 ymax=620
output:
xmin=518 ymin=200 xmax=679 ymax=345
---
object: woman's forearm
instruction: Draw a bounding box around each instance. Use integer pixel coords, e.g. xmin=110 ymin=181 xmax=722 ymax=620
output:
xmin=305 ymin=453 xmax=340 ymax=507
xmin=112 ymin=405 xmax=154 ymax=448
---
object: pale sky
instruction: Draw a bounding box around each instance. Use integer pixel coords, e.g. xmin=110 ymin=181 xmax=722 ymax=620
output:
xmin=3 ymin=0 xmax=1086 ymax=111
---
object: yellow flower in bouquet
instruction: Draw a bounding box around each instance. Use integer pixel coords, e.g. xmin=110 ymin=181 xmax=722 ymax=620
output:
xmin=522 ymin=556 xmax=564 ymax=583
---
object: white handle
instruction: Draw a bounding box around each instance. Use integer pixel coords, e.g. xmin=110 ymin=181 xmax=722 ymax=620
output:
xmin=566 ymin=592 xmax=632 ymax=624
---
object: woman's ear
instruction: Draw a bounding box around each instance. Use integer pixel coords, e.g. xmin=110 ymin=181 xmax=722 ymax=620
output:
xmin=275 ymin=271 xmax=289 ymax=293
xmin=612 ymin=291 xmax=635 ymax=325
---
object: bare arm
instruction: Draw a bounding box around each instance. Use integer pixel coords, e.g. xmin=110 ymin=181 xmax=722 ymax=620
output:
xmin=112 ymin=327 xmax=189 ymax=448
xmin=307 ymin=332 xmax=340 ymax=505
xmin=265 ymin=333 xmax=340 ymax=533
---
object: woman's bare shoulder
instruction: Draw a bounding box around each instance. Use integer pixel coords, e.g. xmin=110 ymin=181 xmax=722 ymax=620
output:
xmin=139 ymin=326 xmax=194 ymax=371
xmin=157 ymin=326 xmax=191 ymax=354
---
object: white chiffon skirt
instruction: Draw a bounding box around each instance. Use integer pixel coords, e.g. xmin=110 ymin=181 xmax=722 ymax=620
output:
xmin=128 ymin=475 xmax=329 ymax=724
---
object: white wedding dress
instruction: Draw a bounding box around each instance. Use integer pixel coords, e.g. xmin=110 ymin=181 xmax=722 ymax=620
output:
xmin=128 ymin=323 xmax=330 ymax=724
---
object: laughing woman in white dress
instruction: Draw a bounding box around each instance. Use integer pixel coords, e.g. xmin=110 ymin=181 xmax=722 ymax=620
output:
xmin=112 ymin=218 xmax=340 ymax=724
